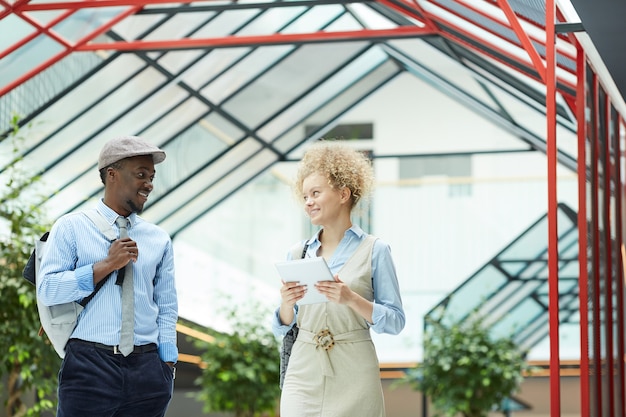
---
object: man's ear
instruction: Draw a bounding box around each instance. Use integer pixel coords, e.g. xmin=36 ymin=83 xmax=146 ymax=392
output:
xmin=105 ymin=166 xmax=118 ymax=184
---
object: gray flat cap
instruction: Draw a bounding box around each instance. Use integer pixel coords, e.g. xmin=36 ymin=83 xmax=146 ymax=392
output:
xmin=98 ymin=136 xmax=166 ymax=170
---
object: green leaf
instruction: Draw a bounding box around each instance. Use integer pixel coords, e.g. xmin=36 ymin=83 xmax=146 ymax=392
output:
xmin=1 ymin=115 xmax=60 ymax=416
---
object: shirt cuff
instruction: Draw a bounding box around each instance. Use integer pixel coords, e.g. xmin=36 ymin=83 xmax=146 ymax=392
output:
xmin=159 ymin=342 xmax=178 ymax=363
xmin=370 ymin=303 xmax=385 ymax=331
xmin=272 ymin=307 xmax=297 ymax=336
xmin=76 ymin=264 xmax=96 ymax=292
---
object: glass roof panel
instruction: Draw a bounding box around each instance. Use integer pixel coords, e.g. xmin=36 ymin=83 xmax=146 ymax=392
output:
xmin=142 ymin=10 xmax=216 ymax=41
xmin=256 ymin=43 xmax=385 ymax=141
xmin=388 ymin=38 xmax=500 ymax=108
xmin=52 ymin=7 xmax=127 ymax=42
xmin=0 ymin=14 xmax=34 ymax=50
xmin=224 ymin=42 xmax=372 ymax=129
xmin=281 ymin=4 xmax=345 ymax=34
xmin=112 ymin=13 xmax=167 ymax=40
xmin=347 ymin=3 xmax=398 ymax=29
xmin=151 ymin=138 xmax=262 ymax=219
xmin=275 ymin=56 xmax=400 ymax=153
xmin=201 ymin=45 xmax=294 ymax=104
xmin=175 ymin=47 xmax=252 ymax=90
xmin=1 ymin=35 xmax=63 ymax=86
xmin=187 ymin=8 xmax=262 ymax=37
xmin=157 ymin=138 xmax=268 ymax=230
xmin=236 ymin=5 xmax=310 ymax=35
xmin=157 ymin=122 xmax=233 ymax=186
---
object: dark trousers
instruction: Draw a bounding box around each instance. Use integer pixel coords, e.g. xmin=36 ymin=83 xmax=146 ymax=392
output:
xmin=57 ymin=339 xmax=174 ymax=417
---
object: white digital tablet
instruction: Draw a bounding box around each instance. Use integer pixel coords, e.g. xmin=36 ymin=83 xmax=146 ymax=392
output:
xmin=274 ymin=257 xmax=335 ymax=305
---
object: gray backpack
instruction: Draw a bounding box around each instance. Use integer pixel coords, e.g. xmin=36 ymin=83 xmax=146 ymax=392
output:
xmin=23 ymin=210 xmax=116 ymax=358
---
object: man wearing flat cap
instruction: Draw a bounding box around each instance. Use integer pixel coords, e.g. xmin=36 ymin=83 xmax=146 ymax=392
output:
xmin=38 ymin=136 xmax=177 ymax=417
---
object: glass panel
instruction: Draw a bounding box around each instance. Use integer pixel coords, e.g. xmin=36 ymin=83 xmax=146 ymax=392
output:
xmin=281 ymin=4 xmax=344 ymax=34
xmin=0 ymin=35 xmax=63 ymax=86
xmin=200 ymin=45 xmax=294 ymax=105
xmin=157 ymin=142 xmax=275 ymax=231
xmin=142 ymin=11 xmax=216 ymax=41
xmin=224 ymin=42 xmax=371 ymax=130
xmin=491 ymin=298 xmax=544 ymax=338
xmin=52 ymin=7 xmax=127 ymax=42
xmin=442 ymin=264 xmax=507 ymax=323
xmin=177 ymin=47 xmax=251 ymax=90
xmin=0 ymin=14 xmax=35 ymax=51
xmin=274 ymin=50 xmax=397 ymax=153
xmin=22 ymin=55 xmax=146 ymax=148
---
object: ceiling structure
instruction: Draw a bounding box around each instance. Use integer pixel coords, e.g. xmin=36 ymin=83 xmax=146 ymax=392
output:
xmin=2 ymin=0 xmax=621 ymax=241
xmin=568 ymin=0 xmax=626 ymax=103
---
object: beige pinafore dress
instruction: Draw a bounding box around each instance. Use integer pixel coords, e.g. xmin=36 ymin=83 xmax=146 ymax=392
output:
xmin=280 ymin=235 xmax=384 ymax=417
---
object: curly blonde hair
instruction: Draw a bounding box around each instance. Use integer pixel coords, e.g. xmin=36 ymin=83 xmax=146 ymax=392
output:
xmin=294 ymin=140 xmax=374 ymax=210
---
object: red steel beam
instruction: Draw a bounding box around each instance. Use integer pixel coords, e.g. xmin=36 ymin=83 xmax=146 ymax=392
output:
xmin=457 ymin=0 xmax=574 ymax=60
xmin=575 ymin=41 xmax=590 ymax=417
xmin=76 ymin=26 xmax=435 ymax=51
xmin=0 ymin=4 xmax=143 ymax=97
xmin=602 ymin=86 xmax=615 ymax=417
xmin=397 ymin=0 xmax=576 ymax=73
xmin=615 ymin=113 xmax=626 ymax=415
xmin=0 ymin=8 xmax=76 ymax=60
xmin=496 ymin=0 xmax=546 ymax=83
xmin=545 ymin=0 xmax=562 ymax=416
xmin=591 ymin=73 xmax=602 ymax=417
xmin=14 ymin=10 xmax=73 ymax=49
xmin=15 ymin=0 xmax=195 ymax=11
xmin=379 ymin=0 xmax=577 ymax=95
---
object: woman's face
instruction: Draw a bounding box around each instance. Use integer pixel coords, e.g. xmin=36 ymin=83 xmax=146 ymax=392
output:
xmin=301 ymin=172 xmax=347 ymax=226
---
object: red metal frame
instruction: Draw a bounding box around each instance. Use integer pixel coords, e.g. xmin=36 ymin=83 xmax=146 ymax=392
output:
xmin=576 ymin=40 xmax=590 ymax=417
xmin=544 ymin=2 xmax=562 ymax=416
xmin=2 ymin=2 xmax=626 ymax=415
xmin=617 ymin=113 xmax=626 ymax=417
xmin=591 ymin=70 xmax=603 ymax=417
xmin=387 ymin=0 xmax=577 ymax=93
xmin=0 ymin=0 xmax=580 ymax=97
xmin=0 ymin=3 xmax=143 ymax=97
xmin=496 ymin=0 xmax=546 ymax=83
xmin=603 ymin=87 xmax=615 ymax=417
xmin=75 ymin=26 xmax=435 ymax=51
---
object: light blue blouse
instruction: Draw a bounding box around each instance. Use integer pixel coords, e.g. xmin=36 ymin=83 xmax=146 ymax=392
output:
xmin=272 ymin=224 xmax=405 ymax=336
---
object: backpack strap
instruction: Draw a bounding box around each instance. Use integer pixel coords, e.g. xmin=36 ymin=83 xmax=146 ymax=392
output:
xmin=82 ymin=209 xmax=117 ymax=242
xmin=78 ymin=209 xmax=117 ymax=307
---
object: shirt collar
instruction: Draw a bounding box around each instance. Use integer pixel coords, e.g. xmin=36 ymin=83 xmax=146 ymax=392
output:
xmin=309 ymin=224 xmax=365 ymax=245
xmin=97 ymin=198 xmax=137 ymax=227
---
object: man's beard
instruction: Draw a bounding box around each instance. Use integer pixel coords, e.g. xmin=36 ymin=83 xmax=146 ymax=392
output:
xmin=127 ymin=199 xmax=143 ymax=214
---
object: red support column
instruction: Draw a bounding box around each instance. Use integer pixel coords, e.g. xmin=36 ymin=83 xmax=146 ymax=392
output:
xmin=591 ymin=73 xmax=602 ymax=417
xmin=602 ymin=88 xmax=615 ymax=417
xmin=614 ymin=115 xmax=626 ymax=417
xmin=545 ymin=1 xmax=561 ymax=415
xmin=576 ymin=42 xmax=590 ymax=417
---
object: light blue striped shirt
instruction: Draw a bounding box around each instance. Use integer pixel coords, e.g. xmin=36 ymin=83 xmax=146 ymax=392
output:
xmin=272 ymin=225 xmax=405 ymax=336
xmin=38 ymin=199 xmax=178 ymax=363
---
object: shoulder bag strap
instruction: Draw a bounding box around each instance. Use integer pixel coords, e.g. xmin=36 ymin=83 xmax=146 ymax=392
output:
xmin=78 ymin=209 xmax=117 ymax=307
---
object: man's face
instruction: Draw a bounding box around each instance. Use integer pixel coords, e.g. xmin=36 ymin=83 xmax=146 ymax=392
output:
xmin=107 ymin=155 xmax=156 ymax=216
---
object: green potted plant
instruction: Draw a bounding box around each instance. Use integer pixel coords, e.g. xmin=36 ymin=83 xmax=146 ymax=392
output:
xmin=402 ymin=314 xmax=531 ymax=417
xmin=193 ymin=299 xmax=281 ymax=417
xmin=0 ymin=114 xmax=60 ymax=416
